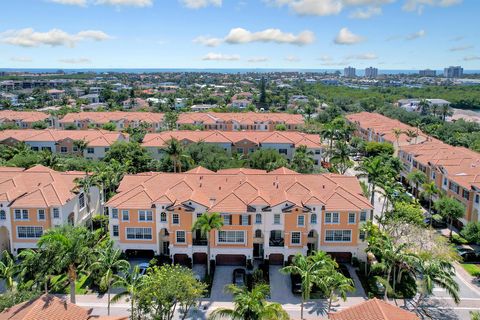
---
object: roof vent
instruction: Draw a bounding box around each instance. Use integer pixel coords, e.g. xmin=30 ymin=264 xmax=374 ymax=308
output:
xmin=323 ymin=185 xmax=325 ymax=189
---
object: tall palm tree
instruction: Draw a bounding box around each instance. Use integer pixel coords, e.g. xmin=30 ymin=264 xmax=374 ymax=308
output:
xmin=404 ymin=129 xmax=418 ymax=145
xmin=162 ymin=138 xmax=191 ymax=173
xmin=281 ymin=251 xmax=336 ymax=320
xmin=192 ymin=212 xmax=223 ymax=276
xmin=290 ymin=145 xmax=315 ymax=173
xmin=37 ymin=226 xmax=94 ymax=303
xmin=209 ymin=284 xmax=289 ymax=320
xmin=441 ymin=104 xmax=451 ymax=121
xmin=112 ymin=265 xmax=143 ymax=320
xmin=392 ymin=128 xmax=403 ymax=149
xmin=75 ymin=173 xmax=98 ymax=230
xmin=91 ymin=242 xmax=130 ymax=315
xmin=356 ymin=156 xmax=385 ymax=215
xmin=73 ymin=139 xmax=88 ymax=155
xmin=330 ymin=141 xmax=353 ymax=174
xmin=406 ymin=170 xmax=426 ymax=198
xmin=318 ymin=268 xmax=354 ymax=313
xmin=320 ymin=123 xmax=335 ymax=160
xmin=421 ymin=181 xmax=439 ymax=224
xmin=18 ymin=248 xmax=57 ymax=294
xmin=0 ymin=250 xmax=17 ymax=291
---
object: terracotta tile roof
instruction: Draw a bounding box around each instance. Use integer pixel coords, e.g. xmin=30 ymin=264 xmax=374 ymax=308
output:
xmin=59 ymin=112 xmax=164 ymax=124
xmin=177 ymin=112 xmax=304 ymax=126
xmin=0 ymin=165 xmax=86 ymax=207
xmin=329 ymin=298 xmax=419 ymax=320
xmin=106 ymin=167 xmax=372 ymax=211
xmin=142 ymin=130 xmax=322 ymax=148
xmin=0 ymin=111 xmax=50 ymax=123
xmin=0 ymin=129 xmax=128 ymax=147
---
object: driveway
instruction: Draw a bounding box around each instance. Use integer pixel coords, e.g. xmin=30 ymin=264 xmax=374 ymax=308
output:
xmin=210 ymin=266 xmax=238 ymax=302
xmin=269 ymin=265 xmax=301 ymax=304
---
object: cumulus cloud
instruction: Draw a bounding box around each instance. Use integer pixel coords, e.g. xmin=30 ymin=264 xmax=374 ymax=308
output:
xmin=58 ymin=57 xmax=92 ymax=64
xmin=449 ymin=45 xmax=473 ymax=52
xmin=346 ymin=52 xmax=378 ymax=60
xmin=349 ymin=6 xmax=382 ymax=18
xmin=193 ymin=36 xmax=223 ymax=47
xmin=318 ymin=55 xmax=333 ymax=62
xmin=49 ymin=0 xmax=153 ymax=6
xmin=225 ymin=28 xmax=314 ymax=45
xmin=334 ymin=27 xmax=364 ymax=45
xmin=202 ymin=53 xmax=240 ymax=61
xmin=285 ymin=55 xmax=300 ymax=62
xmin=405 ymin=29 xmax=425 ymax=40
xmin=180 ymin=0 xmax=222 ymax=9
xmin=248 ymin=57 xmax=269 ymax=63
xmin=464 ymin=55 xmax=480 ymax=61
xmin=0 ymin=28 xmax=112 ymax=47
xmin=10 ymin=56 xmax=32 ymax=62
xmin=48 ymin=0 xmax=87 ymax=5
xmin=403 ymin=0 xmax=462 ymax=14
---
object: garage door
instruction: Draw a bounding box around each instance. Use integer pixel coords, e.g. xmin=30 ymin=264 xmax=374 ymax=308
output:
xmin=193 ymin=252 xmax=207 ymax=264
xmin=174 ymin=254 xmax=191 ymax=266
xmin=215 ymin=254 xmax=246 ymax=266
xmin=269 ymin=254 xmax=285 ymax=265
xmin=327 ymin=252 xmax=352 ymax=263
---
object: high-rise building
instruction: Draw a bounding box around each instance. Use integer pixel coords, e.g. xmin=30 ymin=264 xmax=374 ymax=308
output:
xmin=365 ymin=67 xmax=378 ymax=78
xmin=419 ymin=69 xmax=436 ymax=77
xmin=444 ymin=66 xmax=463 ymax=78
xmin=344 ymin=66 xmax=356 ymax=78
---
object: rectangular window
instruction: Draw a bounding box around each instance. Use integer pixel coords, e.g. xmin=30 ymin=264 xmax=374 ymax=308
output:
xmin=359 ymin=230 xmax=366 ymax=241
xmin=297 ymin=215 xmax=305 ymax=226
xmin=126 ymin=227 xmax=152 ymax=240
xmin=14 ymin=209 xmax=29 ymax=221
xmin=360 ymin=211 xmax=367 ymax=222
xmin=325 ymin=230 xmax=352 ymax=242
xmin=222 ymin=214 xmax=231 ymax=225
xmin=17 ymin=226 xmax=43 ymax=239
xmin=443 ymin=178 xmax=448 ymax=186
xmin=104 ymin=148 xmax=109 ymax=153
xmin=462 ymin=189 xmax=470 ymax=200
xmin=60 ymin=146 xmax=68 ymax=153
xmin=273 ymin=214 xmax=281 ymax=225
xmin=161 ymin=212 xmax=167 ymax=222
xmin=52 ymin=208 xmax=60 ymax=219
xmin=87 ymin=147 xmax=94 ymax=154
xmin=241 ymin=215 xmax=249 ymax=226
xmin=139 ymin=210 xmax=153 ymax=222
xmin=172 ymin=213 xmax=179 ymax=225
xmin=236 ymin=148 xmax=244 ymax=154
xmin=111 ymin=208 xmax=118 ymax=219
xmin=315 ymin=149 xmax=321 ymax=155
xmin=476 ymin=194 xmax=479 ymax=204
xmin=79 ymin=193 xmax=85 ymax=209
xmin=37 ymin=209 xmax=46 ymax=221
xmin=31 ymin=146 xmax=39 ymax=151
xmin=348 ymin=213 xmax=356 ymax=224
xmin=291 ymin=232 xmax=301 ymax=245
xmin=176 ymin=230 xmax=186 ymax=243
xmin=112 ymin=225 xmax=119 ymax=237
xmin=122 ymin=210 xmax=129 ymax=221
xmin=325 ymin=212 xmax=339 ymax=224
xmin=278 ymin=149 xmax=288 ymax=155
xmin=218 ymin=230 xmax=245 ymax=244
xmin=255 ymin=214 xmax=262 ymax=224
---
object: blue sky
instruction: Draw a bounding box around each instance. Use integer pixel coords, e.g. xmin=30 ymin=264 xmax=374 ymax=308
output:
xmin=0 ymin=0 xmax=479 ymax=69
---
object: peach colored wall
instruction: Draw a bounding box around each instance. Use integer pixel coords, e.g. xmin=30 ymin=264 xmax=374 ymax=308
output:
xmin=117 ymin=208 xmax=156 ymax=244
xmin=211 ymin=213 xmax=253 ymax=249
xmin=284 ymin=207 xmax=308 ymax=248
xmin=10 ymin=207 xmax=51 ymax=243
xmin=169 ymin=207 xmax=193 ymax=246
xmin=320 ymin=210 xmax=359 ymax=247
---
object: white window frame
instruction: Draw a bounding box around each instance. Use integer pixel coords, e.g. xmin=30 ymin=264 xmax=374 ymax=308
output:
xmin=348 ymin=213 xmax=356 ymax=224
xmin=112 ymin=225 xmax=119 ymax=237
xmin=360 ymin=211 xmax=367 ymax=222
xmin=160 ymin=212 xmax=167 ymax=222
xmin=255 ymin=213 xmax=262 ymax=224
xmin=273 ymin=214 xmax=281 ymax=225
xmin=217 ymin=230 xmax=245 ymax=244
xmin=291 ymin=231 xmax=301 ymax=245
xmin=79 ymin=193 xmax=85 ymax=209
xmin=122 ymin=210 xmax=129 ymax=221
xmin=111 ymin=208 xmax=118 ymax=219
xmin=176 ymin=230 xmax=186 ymax=243
xmin=125 ymin=227 xmax=152 ymax=240
xmin=53 ymin=208 xmax=60 ymax=219
xmin=37 ymin=209 xmax=46 ymax=221
xmin=17 ymin=226 xmax=43 ymax=239
xmin=14 ymin=209 xmax=29 ymax=221
xmin=172 ymin=213 xmax=180 ymax=225
xmin=325 ymin=212 xmax=339 ymax=224
xmin=325 ymin=230 xmax=352 ymax=243
xmin=297 ymin=215 xmax=305 ymax=227
xmin=310 ymin=213 xmax=317 ymax=224
xmin=139 ymin=210 xmax=153 ymax=222
xmin=241 ymin=214 xmax=249 ymax=226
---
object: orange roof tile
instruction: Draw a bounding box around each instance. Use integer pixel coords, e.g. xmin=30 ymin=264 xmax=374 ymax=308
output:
xmin=177 ymin=112 xmax=304 ymax=126
xmin=59 ymin=112 xmax=164 ymax=124
xmin=329 ymin=298 xmax=419 ymax=320
xmin=0 ymin=110 xmax=50 ymax=123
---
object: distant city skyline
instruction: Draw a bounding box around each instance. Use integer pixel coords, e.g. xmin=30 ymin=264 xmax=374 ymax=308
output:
xmin=1 ymin=0 xmax=479 ymax=69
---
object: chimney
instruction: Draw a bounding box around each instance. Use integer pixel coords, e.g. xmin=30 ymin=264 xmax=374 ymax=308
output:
xmin=209 ymin=197 xmax=216 ymax=206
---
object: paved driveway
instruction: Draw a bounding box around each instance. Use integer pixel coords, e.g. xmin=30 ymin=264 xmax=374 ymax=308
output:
xmin=210 ymin=266 xmax=238 ymax=302
xmin=269 ymin=265 xmax=301 ymax=304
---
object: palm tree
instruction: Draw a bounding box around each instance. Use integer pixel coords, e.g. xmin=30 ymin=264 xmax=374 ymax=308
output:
xmin=73 ymin=139 xmax=88 ymax=155
xmin=392 ymin=128 xmax=403 ymax=149
xmin=192 ymin=212 xmax=223 ymax=276
xmin=471 ymin=311 xmax=480 ymax=320
xmin=112 ymin=265 xmax=143 ymax=320
xmin=404 ymin=129 xmax=418 ymax=145
xmin=320 ymin=123 xmax=335 ymax=160
xmin=414 ymin=257 xmax=459 ymax=312
xmin=406 ymin=170 xmax=426 ymax=198
xmin=330 ymin=141 xmax=353 ymax=174
xmin=162 ymin=138 xmax=191 ymax=173
xmin=209 ymin=284 xmax=289 ymax=320
xmin=0 ymin=251 xmax=17 ymax=291
xmin=37 ymin=226 xmax=94 ymax=303
xmin=435 ymin=196 xmax=465 ymax=239
xmin=18 ymin=248 xmax=57 ymax=294
xmin=74 ymin=173 xmax=98 ymax=230
xmin=281 ymin=251 xmax=336 ymax=320
xmin=290 ymin=145 xmax=315 ymax=173
xmin=91 ymin=241 xmax=130 ymax=315
xmin=318 ymin=268 xmax=354 ymax=313
xmin=441 ymin=104 xmax=451 ymax=121
xmin=421 ymin=181 xmax=439 ymax=225
xmin=356 ymin=156 xmax=385 ymax=215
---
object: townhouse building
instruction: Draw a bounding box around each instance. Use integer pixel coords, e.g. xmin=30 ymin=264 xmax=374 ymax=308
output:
xmin=346 ymin=112 xmax=431 ymax=154
xmin=142 ymin=130 xmax=325 ymax=166
xmin=399 ymin=141 xmax=480 ymax=224
xmin=106 ymin=167 xmax=372 ymax=266
xmin=0 ymin=165 xmax=103 ymax=254
xmin=0 ymin=129 xmax=129 ymax=160
xmin=177 ymin=112 xmax=304 ymax=131
xmin=58 ymin=112 xmax=165 ymax=132
xmin=0 ymin=110 xmax=55 ymax=128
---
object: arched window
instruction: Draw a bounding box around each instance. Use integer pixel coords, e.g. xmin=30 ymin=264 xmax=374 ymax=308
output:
xmin=308 ymin=230 xmax=315 ymax=238
xmin=255 ymin=213 xmax=262 ymax=224
xmin=310 ymin=213 xmax=317 ymax=224
xmin=254 ymin=229 xmax=262 ymax=238
xmin=0 ymin=210 xmax=5 ymax=220
xmin=160 ymin=212 xmax=167 ymax=222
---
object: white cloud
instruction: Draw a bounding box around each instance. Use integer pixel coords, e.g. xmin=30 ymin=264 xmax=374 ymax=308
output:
xmin=405 ymin=29 xmax=425 ymax=40
xmin=96 ymin=0 xmax=153 ymax=6
xmin=0 ymin=28 xmax=111 ymax=47
xmin=346 ymin=52 xmax=378 ymax=60
xmin=10 ymin=56 xmax=32 ymax=62
xmin=402 ymin=0 xmax=462 ymax=13
xmin=285 ymin=55 xmax=300 ymax=62
xmin=224 ymin=28 xmax=314 ymax=46
xmin=334 ymin=27 xmax=364 ymax=45
xmin=58 ymin=57 xmax=92 ymax=64
xmin=193 ymin=36 xmax=223 ymax=47
xmin=266 ymin=0 xmax=392 ymax=16
xmin=180 ymin=0 xmax=222 ymax=9
xmin=464 ymin=55 xmax=480 ymax=61
xmin=48 ymin=0 xmax=87 ymax=5
xmin=349 ymin=6 xmax=382 ymax=18
xmin=450 ymin=35 xmax=464 ymax=41
xmin=202 ymin=53 xmax=240 ymax=61
xmin=318 ymin=55 xmax=333 ymax=62
xmin=248 ymin=57 xmax=269 ymax=62
xmin=449 ymin=45 xmax=473 ymax=52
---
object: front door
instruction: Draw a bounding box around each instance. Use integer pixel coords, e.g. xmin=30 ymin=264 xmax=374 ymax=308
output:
xmin=161 ymin=241 xmax=170 ymax=255
xmin=253 ymin=243 xmax=264 ymax=259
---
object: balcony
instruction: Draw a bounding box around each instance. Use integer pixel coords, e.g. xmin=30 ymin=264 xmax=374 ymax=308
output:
xmin=269 ymin=238 xmax=284 ymax=247
xmin=192 ymin=239 xmax=208 ymax=246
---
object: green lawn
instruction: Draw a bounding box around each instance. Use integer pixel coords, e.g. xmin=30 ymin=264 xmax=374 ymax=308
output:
xmin=462 ymin=264 xmax=480 ymax=277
